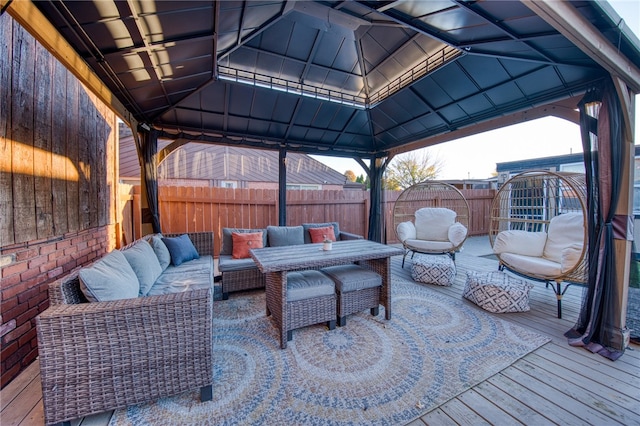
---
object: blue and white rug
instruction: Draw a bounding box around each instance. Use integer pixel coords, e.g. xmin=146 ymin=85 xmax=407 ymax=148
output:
xmin=110 ymin=278 xmax=550 ymax=425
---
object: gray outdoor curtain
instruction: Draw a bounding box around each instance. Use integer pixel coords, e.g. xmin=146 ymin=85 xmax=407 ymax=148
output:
xmin=566 ymin=78 xmax=630 ymax=360
xmin=141 ymin=128 xmax=162 ymax=234
xmin=368 ymin=157 xmax=386 ymax=242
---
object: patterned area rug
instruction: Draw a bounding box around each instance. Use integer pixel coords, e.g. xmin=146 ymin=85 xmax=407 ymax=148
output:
xmin=110 ymin=278 xmax=550 ymax=425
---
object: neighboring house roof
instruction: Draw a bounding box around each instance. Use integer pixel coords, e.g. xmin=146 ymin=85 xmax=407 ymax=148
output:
xmin=119 ymin=128 xmax=347 ymax=185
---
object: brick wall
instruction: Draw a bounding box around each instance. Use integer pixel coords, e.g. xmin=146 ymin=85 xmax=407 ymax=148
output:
xmin=0 ymin=225 xmax=115 ymax=388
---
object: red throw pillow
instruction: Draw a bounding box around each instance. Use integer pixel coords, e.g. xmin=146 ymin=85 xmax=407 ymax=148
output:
xmin=308 ymin=226 xmax=336 ymax=243
xmin=232 ymin=231 xmax=264 ymax=259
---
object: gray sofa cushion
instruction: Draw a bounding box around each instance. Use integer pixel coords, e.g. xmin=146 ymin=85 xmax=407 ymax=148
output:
xmin=221 ymin=228 xmax=267 ymax=255
xmin=302 ymin=222 xmax=340 ymax=244
xmin=148 ymin=255 xmax=214 ymax=295
xmin=148 ymin=271 xmax=212 ymax=295
xmin=162 ymin=256 xmax=213 ymax=275
xmin=147 ymin=235 xmax=171 ymax=270
xmin=122 ymin=240 xmax=163 ymax=296
xmin=79 ymin=250 xmax=139 ymax=302
xmin=267 ymin=225 xmax=304 ymax=247
xmin=218 ymin=254 xmax=258 ymax=272
xmin=321 ymin=264 xmax=382 ymax=292
xmin=286 ymin=270 xmax=335 ymax=302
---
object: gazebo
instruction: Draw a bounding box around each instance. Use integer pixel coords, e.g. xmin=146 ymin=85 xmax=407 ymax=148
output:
xmin=1 ymin=0 xmax=639 ymax=390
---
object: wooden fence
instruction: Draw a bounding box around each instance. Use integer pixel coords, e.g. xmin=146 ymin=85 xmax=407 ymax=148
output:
xmin=121 ymin=185 xmax=495 ymax=256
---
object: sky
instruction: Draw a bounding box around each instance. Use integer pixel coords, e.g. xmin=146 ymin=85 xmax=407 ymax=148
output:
xmin=311 ymin=0 xmax=640 ymax=180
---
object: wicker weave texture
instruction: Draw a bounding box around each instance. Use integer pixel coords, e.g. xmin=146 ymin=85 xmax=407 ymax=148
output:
xmin=338 ymin=286 xmax=381 ymax=318
xmin=222 ymin=267 xmax=266 ymax=295
xmin=38 ymin=232 xmax=215 ymax=425
xmin=288 ymin=294 xmax=337 ymax=331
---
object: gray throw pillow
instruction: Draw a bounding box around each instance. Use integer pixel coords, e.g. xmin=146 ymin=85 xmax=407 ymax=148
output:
xmin=148 ymin=235 xmax=171 ymax=270
xmin=122 ymin=240 xmax=163 ymax=296
xmin=79 ymin=250 xmax=140 ymax=302
xmin=267 ymin=226 xmax=304 ymax=247
xmin=162 ymin=234 xmax=200 ymax=266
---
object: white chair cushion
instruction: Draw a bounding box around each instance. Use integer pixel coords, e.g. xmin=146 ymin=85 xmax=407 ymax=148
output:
xmin=543 ymin=212 xmax=584 ymax=263
xmin=414 ymin=208 xmax=456 ymax=241
xmin=448 ymin=222 xmax=467 ymax=246
xmin=493 ymin=230 xmax=547 ymax=257
xmin=396 ymin=221 xmax=417 ymax=242
xmin=561 ymin=243 xmax=584 ymax=273
xmin=404 ymin=239 xmax=454 ymax=252
xmin=500 ymin=253 xmax=562 ymax=278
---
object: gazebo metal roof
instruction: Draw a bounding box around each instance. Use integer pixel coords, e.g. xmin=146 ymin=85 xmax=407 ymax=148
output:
xmin=26 ymin=0 xmax=640 ymax=159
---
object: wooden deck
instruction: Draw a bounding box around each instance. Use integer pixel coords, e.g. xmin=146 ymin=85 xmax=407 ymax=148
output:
xmin=2 ymin=251 xmax=639 ymax=426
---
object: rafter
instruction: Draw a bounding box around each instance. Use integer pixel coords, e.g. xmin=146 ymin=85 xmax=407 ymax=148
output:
xmin=452 ymin=0 xmax=556 ymax=64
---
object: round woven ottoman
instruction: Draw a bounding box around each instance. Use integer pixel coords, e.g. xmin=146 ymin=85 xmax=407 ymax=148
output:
xmin=463 ymin=271 xmax=534 ymax=313
xmin=411 ymin=254 xmax=456 ymax=286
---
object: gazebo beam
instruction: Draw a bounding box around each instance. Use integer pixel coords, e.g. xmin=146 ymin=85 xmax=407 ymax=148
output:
xmin=388 ymin=98 xmax=581 ymax=156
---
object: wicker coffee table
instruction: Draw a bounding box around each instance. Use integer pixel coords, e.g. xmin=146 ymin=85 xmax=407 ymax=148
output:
xmin=250 ymin=240 xmax=403 ymax=348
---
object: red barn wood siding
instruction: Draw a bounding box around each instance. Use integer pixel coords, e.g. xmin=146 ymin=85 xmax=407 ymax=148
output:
xmin=1 ymin=15 xmax=118 ymax=389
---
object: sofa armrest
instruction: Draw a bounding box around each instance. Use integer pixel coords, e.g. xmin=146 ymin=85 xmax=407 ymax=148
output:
xmin=339 ymin=231 xmax=364 ymax=241
xmin=164 ymin=231 xmax=214 ymax=257
xmin=447 ymin=222 xmax=467 ymax=246
xmin=36 ymin=288 xmax=214 ymax=424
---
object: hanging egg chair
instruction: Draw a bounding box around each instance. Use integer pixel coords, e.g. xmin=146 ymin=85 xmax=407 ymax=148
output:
xmin=393 ymin=181 xmax=470 ymax=267
xmin=489 ymin=170 xmax=588 ymax=318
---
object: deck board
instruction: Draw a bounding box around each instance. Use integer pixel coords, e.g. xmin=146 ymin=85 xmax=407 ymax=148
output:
xmin=503 ymin=361 xmax=626 ymax=425
xmin=472 ymin=380 xmax=555 ymax=426
xmin=2 ymin=249 xmax=638 ymax=426
xmin=485 ymin=372 xmax=588 ymax=425
xmin=456 ymin=389 xmax=523 ymax=425
xmin=525 ymin=351 xmax=640 ymax=415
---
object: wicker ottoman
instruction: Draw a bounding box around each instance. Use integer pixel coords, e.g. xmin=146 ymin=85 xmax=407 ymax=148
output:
xmin=411 ymin=254 xmax=456 ymax=286
xmin=321 ymin=264 xmax=382 ymax=327
xmin=463 ymin=271 xmax=534 ymax=313
xmin=285 ymin=270 xmax=337 ymax=342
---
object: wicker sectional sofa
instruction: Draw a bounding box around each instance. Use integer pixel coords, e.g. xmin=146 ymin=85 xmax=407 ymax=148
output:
xmin=219 ymin=222 xmax=362 ymax=299
xmin=36 ymin=232 xmax=215 ymax=426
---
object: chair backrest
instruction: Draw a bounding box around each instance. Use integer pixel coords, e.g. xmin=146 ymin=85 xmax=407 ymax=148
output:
xmin=414 ymin=207 xmax=456 ymax=241
xmin=543 ymin=212 xmax=585 ymax=263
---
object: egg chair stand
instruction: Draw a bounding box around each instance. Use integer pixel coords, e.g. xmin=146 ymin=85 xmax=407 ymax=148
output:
xmin=393 ymin=181 xmax=470 ymax=268
xmin=489 ymin=170 xmax=588 ymax=318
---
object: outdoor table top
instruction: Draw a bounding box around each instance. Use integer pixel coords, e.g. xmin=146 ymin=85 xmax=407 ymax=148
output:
xmin=250 ymin=239 xmax=404 ymax=273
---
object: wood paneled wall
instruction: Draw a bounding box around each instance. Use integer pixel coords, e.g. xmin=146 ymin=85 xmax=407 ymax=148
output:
xmin=0 ymin=15 xmax=117 ymax=247
xmin=0 ymin=13 xmax=118 ymax=389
